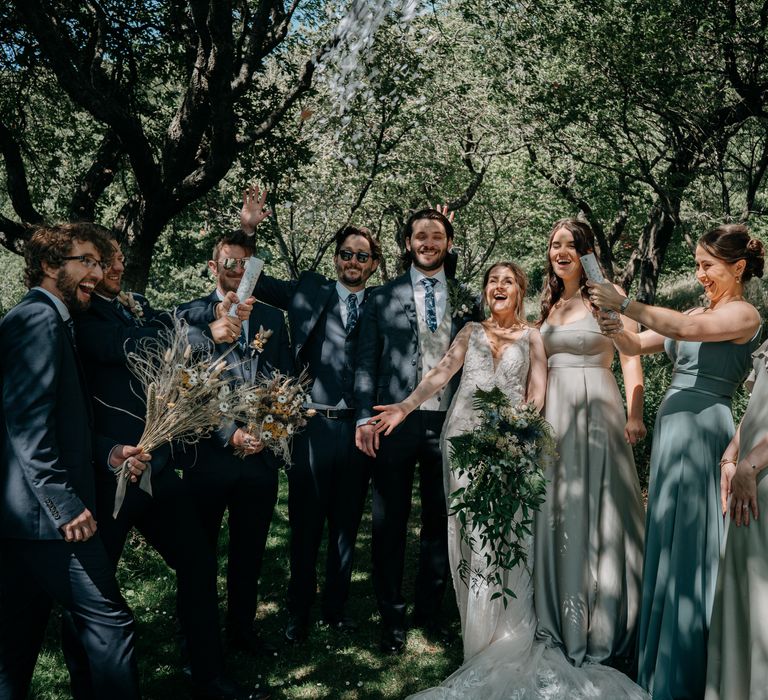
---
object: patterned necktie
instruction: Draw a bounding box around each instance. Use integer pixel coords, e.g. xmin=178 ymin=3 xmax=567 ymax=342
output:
xmin=346 ymin=293 xmax=359 ymax=334
xmin=238 ymin=325 xmax=248 ymax=352
xmin=421 ymin=277 xmax=438 ymax=332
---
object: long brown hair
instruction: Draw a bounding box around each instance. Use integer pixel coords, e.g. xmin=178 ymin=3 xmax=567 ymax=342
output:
xmin=483 ymin=261 xmax=527 ymax=322
xmin=538 ymin=218 xmax=599 ymax=324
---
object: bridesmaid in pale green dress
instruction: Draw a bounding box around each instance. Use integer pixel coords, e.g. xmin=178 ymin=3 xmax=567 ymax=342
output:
xmin=589 ymin=224 xmax=763 ymax=700
xmin=534 ymin=219 xmax=646 ymax=668
xmin=706 ymin=338 xmax=768 ymax=700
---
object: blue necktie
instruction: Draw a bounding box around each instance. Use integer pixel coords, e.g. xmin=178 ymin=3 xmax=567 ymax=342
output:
xmin=238 ymin=325 xmax=247 ymax=352
xmin=346 ymin=293 xmax=359 ymax=334
xmin=421 ymin=277 xmax=438 ymax=332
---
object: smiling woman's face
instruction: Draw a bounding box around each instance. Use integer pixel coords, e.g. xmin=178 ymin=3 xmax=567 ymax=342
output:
xmin=485 ymin=265 xmax=520 ymax=318
xmin=548 ymin=227 xmax=582 ymax=282
xmin=694 ymin=245 xmax=744 ymax=302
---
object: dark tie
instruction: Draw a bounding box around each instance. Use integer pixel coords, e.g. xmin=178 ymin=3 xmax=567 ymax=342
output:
xmin=65 ymin=317 xmax=77 ymax=349
xmin=346 ymin=293 xmax=359 ymax=333
xmin=421 ymin=277 xmax=438 ymax=332
xmin=238 ymin=325 xmax=248 ymax=352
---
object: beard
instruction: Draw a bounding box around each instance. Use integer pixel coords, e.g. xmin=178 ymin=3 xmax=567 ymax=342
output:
xmin=56 ymin=268 xmax=91 ymax=312
xmin=411 ymin=248 xmax=447 ymax=272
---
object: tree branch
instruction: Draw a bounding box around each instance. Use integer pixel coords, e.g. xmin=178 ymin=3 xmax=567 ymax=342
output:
xmin=69 ymin=130 xmax=123 ymax=221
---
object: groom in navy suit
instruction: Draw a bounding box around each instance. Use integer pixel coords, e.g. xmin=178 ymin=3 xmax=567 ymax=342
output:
xmin=0 ymin=223 xmax=143 ymax=699
xmin=178 ymin=230 xmax=291 ymax=658
xmin=354 ymin=209 xmax=477 ymax=653
xmin=240 ymin=194 xmax=380 ymax=641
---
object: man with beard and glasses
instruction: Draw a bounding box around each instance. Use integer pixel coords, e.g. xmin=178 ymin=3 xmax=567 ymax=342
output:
xmin=72 ymin=229 xmax=266 ymax=700
xmin=0 ymin=223 xmax=148 ymax=699
xmin=354 ymin=208 xmax=479 ymax=654
xmin=239 ymin=186 xmax=378 ymax=643
xmin=177 ymin=229 xmax=291 ymax=660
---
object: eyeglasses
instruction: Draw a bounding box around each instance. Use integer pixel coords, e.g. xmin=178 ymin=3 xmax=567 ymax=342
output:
xmin=338 ymin=250 xmax=373 ymax=263
xmin=61 ymin=255 xmax=107 ymax=271
xmin=217 ymin=257 xmax=251 ymax=270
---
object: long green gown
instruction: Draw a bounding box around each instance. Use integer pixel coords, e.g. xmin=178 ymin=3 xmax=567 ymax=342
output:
xmin=637 ymin=333 xmax=760 ymax=700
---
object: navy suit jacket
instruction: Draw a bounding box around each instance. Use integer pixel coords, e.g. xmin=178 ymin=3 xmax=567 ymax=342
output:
xmin=74 ymin=293 xmax=215 ymax=474
xmin=353 ymin=271 xmax=478 ymax=422
xmin=177 ymin=291 xmax=292 ymax=472
xmin=0 ymin=290 xmax=96 ymax=539
xmin=253 ymin=270 xmax=374 ymax=369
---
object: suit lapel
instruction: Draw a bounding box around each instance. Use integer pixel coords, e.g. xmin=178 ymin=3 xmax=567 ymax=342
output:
xmin=393 ymin=275 xmax=418 ymax=338
xmin=295 ymin=281 xmax=336 ymax=362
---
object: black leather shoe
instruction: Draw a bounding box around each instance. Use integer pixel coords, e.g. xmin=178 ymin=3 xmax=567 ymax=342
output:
xmin=193 ymin=675 xmax=270 ymax=700
xmin=379 ymin=626 xmax=406 ymax=654
xmin=227 ymin=630 xmax=277 ymax=657
xmin=284 ymin=616 xmax=309 ymax=643
xmin=323 ymin=614 xmax=358 ymax=633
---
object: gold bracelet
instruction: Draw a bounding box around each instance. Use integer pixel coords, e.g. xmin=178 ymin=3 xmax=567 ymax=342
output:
xmin=719 ymin=458 xmax=737 ymax=468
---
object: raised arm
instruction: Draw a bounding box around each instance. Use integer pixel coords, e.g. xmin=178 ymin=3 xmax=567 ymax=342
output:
xmin=589 ymin=281 xmax=760 ymax=343
xmin=239 ymin=183 xmax=272 ymax=234
xmin=370 ymin=324 xmax=473 ymax=436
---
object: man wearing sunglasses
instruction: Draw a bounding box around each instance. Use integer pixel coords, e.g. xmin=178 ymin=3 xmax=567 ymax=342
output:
xmin=177 ymin=230 xmax=291 ymax=663
xmin=72 ymin=228 xmax=264 ymax=699
xmin=240 ymin=186 xmax=379 ymax=643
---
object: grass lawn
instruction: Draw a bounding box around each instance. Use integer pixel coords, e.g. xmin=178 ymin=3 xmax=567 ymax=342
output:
xmin=28 ymin=475 xmax=464 ymax=699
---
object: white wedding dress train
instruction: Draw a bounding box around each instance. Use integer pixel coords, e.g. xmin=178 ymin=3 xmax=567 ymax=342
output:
xmin=408 ymin=324 xmax=648 ymax=699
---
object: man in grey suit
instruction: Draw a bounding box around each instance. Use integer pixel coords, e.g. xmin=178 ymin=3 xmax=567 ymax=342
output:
xmin=354 ymin=208 xmax=478 ymax=653
xmin=240 ymin=188 xmax=379 ymax=642
xmin=0 ymin=223 xmax=147 ymax=699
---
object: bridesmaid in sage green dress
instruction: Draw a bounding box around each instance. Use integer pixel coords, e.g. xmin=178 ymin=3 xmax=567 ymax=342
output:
xmin=535 ymin=219 xmax=646 ymax=668
xmin=589 ymin=224 xmax=763 ymax=700
xmin=706 ymin=337 xmax=768 ymax=700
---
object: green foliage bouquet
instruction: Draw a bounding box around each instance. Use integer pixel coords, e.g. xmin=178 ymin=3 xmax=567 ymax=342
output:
xmin=448 ymin=387 xmax=555 ymax=604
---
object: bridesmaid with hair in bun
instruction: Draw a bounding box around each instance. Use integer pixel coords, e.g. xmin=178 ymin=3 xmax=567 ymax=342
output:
xmin=589 ymin=224 xmax=764 ymax=700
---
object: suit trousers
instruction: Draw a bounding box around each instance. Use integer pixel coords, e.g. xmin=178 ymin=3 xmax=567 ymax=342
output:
xmin=184 ymin=457 xmax=278 ymax=640
xmin=286 ymin=416 xmax=371 ymax=621
xmin=62 ymin=467 xmax=223 ymax=688
xmin=371 ymin=409 xmax=449 ymax=630
xmin=0 ymin=537 xmax=140 ymax=700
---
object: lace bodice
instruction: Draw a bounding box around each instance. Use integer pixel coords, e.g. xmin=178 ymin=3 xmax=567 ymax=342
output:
xmin=443 ymin=322 xmax=530 ymax=440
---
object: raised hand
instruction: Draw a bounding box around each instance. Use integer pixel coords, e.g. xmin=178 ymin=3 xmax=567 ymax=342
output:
xmin=370 ymin=403 xmax=409 ymax=436
xmin=587 ymin=280 xmax=625 ymax=311
xmin=595 ymin=309 xmax=623 ymax=336
xmin=428 ymin=201 xmax=455 ymax=224
xmin=216 ymin=291 xmax=254 ymax=321
xmin=240 ymin=183 xmax=272 ymax=234
xmin=209 ymin=315 xmax=242 ymax=345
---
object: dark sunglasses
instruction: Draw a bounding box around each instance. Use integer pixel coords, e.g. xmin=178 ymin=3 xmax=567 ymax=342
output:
xmin=217 ymin=257 xmax=251 ymax=270
xmin=338 ymin=250 xmax=373 ymax=263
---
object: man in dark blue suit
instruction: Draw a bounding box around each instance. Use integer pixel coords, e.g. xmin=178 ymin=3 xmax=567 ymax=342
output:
xmin=178 ymin=230 xmax=291 ymax=657
xmin=73 ymin=231 xmax=263 ymax=700
xmin=0 ymin=223 xmax=146 ymax=699
xmin=354 ymin=209 xmax=478 ymax=653
xmin=241 ymin=189 xmax=379 ymax=642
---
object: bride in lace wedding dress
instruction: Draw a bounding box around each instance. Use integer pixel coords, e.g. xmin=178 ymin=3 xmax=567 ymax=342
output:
xmin=371 ymin=263 xmax=648 ymax=699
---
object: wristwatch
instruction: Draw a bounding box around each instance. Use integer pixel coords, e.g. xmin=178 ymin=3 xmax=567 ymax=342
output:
xmin=619 ymin=297 xmax=631 ymax=313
